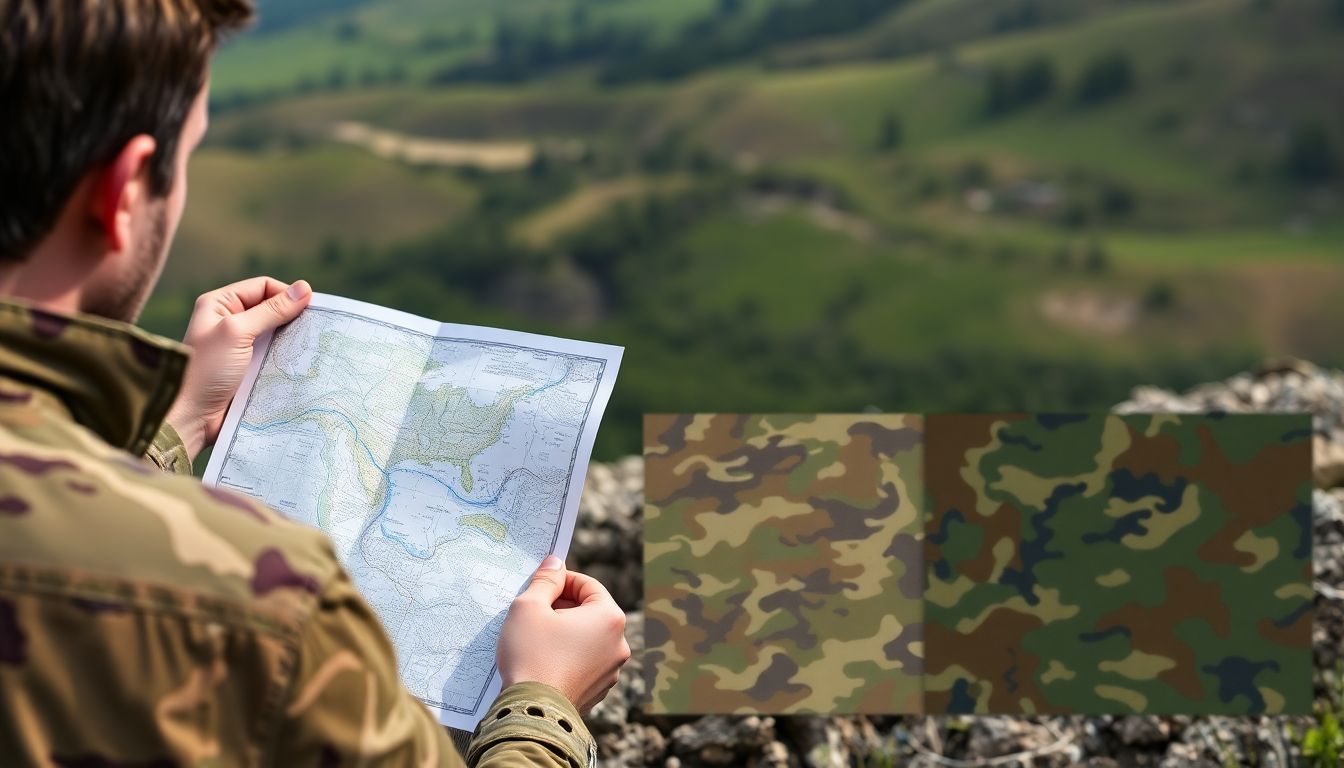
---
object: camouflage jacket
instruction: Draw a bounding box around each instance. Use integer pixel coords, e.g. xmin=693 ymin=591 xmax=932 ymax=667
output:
xmin=0 ymin=299 xmax=596 ymax=768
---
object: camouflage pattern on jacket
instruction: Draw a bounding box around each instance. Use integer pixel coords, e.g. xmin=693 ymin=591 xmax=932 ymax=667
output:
xmin=0 ymin=299 xmax=595 ymax=767
xmin=643 ymin=414 xmax=924 ymax=715
xmin=924 ymin=413 xmax=1314 ymax=715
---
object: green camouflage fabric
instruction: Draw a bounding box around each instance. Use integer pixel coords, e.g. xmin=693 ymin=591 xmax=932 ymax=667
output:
xmin=925 ymin=413 xmax=1313 ymax=715
xmin=644 ymin=414 xmax=924 ymax=715
xmin=0 ymin=299 xmax=595 ymax=767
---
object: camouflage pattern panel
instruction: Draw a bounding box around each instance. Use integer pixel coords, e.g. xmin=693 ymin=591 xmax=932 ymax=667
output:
xmin=644 ymin=414 xmax=924 ymax=715
xmin=924 ymin=413 xmax=1313 ymax=716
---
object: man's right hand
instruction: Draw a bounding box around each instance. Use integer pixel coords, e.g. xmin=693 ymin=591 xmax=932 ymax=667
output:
xmin=166 ymin=277 xmax=312 ymax=460
xmin=497 ymin=555 xmax=631 ymax=713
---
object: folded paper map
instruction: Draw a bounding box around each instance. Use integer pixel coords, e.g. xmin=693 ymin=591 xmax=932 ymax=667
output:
xmin=203 ymin=293 xmax=622 ymax=729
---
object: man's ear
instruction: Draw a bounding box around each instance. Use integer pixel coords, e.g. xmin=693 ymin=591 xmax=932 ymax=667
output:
xmin=93 ymin=135 xmax=157 ymax=254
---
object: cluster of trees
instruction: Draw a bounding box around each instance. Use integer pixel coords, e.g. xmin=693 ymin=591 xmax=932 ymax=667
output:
xmin=1074 ymin=51 xmax=1134 ymax=105
xmin=433 ymin=22 xmax=648 ymax=84
xmin=250 ymin=0 xmax=369 ymax=36
xmin=1284 ymin=122 xmax=1339 ymax=184
xmin=602 ymin=0 xmax=908 ymax=83
xmin=984 ymin=56 xmax=1056 ymax=116
xmin=211 ymin=62 xmax=409 ymax=115
xmin=992 ymin=0 xmax=1043 ymax=32
xmin=432 ymin=0 xmax=911 ymax=85
xmin=983 ymin=50 xmax=1135 ymax=117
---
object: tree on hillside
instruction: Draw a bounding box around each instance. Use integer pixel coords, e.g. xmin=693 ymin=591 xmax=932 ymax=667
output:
xmin=984 ymin=66 xmax=1015 ymax=116
xmin=994 ymin=0 xmax=1042 ymax=31
xmin=325 ymin=66 xmax=349 ymax=91
xmin=335 ymin=20 xmax=361 ymax=42
xmin=984 ymin=57 xmax=1055 ymax=117
xmin=1076 ymin=51 xmax=1135 ymax=105
xmin=1015 ymin=56 xmax=1056 ymax=105
xmin=1284 ymin=122 xmax=1339 ymax=184
xmin=878 ymin=112 xmax=904 ymax=151
xmin=1098 ymin=183 xmax=1136 ymax=218
xmin=1143 ymin=281 xmax=1176 ymax=312
xmin=1084 ymin=241 xmax=1110 ymax=274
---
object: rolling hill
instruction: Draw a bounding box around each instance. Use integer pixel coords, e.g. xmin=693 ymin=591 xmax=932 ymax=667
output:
xmin=153 ymin=0 xmax=1344 ymax=458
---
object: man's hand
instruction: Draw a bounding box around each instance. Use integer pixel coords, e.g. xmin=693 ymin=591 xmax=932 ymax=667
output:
xmin=497 ymin=555 xmax=631 ymax=713
xmin=165 ymin=277 xmax=312 ymax=460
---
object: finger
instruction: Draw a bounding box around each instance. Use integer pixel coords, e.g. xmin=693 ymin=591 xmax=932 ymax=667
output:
xmin=552 ymin=598 xmax=580 ymax=610
xmin=202 ymin=276 xmax=289 ymax=315
xmin=517 ymin=554 xmax=566 ymax=607
xmin=558 ymin=570 xmax=614 ymax=607
xmin=229 ymin=280 xmax=312 ymax=339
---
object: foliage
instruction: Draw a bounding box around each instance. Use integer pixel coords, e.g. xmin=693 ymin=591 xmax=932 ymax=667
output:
xmin=1297 ymin=664 xmax=1344 ymax=768
xmin=985 ymin=56 xmax=1056 ymax=116
xmin=594 ymin=0 xmax=909 ymax=84
xmin=993 ymin=0 xmax=1043 ymax=32
xmin=1075 ymin=50 xmax=1135 ymax=105
xmin=878 ymin=112 xmax=904 ymax=151
xmin=1284 ymin=122 xmax=1339 ymax=184
xmin=1098 ymin=182 xmax=1136 ymax=218
xmin=250 ymin=0 xmax=371 ymax=35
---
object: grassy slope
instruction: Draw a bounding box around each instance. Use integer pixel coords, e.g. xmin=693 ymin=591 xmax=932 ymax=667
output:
xmin=165 ymin=144 xmax=475 ymax=291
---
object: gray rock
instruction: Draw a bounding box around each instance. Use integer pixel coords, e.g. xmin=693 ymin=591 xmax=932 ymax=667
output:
xmin=1116 ymin=716 xmax=1169 ymax=746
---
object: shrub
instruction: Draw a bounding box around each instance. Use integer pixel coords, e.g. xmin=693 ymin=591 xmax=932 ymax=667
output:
xmin=1084 ymin=242 xmax=1110 ymax=273
xmin=984 ymin=66 xmax=1015 ymax=116
xmin=878 ymin=112 xmax=904 ymax=151
xmin=1098 ymin=183 xmax=1136 ymax=218
xmin=1076 ymin=51 xmax=1135 ymax=105
xmin=1142 ymin=281 xmax=1175 ymax=312
xmin=1283 ymin=122 xmax=1339 ymax=184
xmin=984 ymin=57 xmax=1055 ymax=116
xmin=1015 ymin=56 xmax=1056 ymax=105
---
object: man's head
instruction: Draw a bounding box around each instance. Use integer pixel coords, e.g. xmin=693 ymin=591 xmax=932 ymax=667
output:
xmin=0 ymin=0 xmax=253 ymax=322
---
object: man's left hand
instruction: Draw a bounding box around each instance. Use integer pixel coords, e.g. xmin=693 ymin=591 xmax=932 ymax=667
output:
xmin=165 ymin=276 xmax=312 ymax=460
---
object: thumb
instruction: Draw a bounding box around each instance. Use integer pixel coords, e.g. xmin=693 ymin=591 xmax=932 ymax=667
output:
xmin=233 ymin=280 xmax=311 ymax=339
xmin=520 ymin=554 xmax=566 ymax=606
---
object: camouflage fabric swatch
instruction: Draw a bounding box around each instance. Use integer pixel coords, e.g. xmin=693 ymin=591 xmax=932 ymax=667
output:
xmin=925 ymin=414 xmax=1313 ymax=715
xmin=643 ymin=414 xmax=924 ymax=715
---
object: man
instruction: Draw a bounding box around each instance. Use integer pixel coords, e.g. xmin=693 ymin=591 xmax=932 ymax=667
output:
xmin=0 ymin=1 xmax=629 ymax=766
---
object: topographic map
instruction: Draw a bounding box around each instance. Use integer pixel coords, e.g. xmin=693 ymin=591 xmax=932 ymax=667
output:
xmin=203 ymin=294 xmax=622 ymax=729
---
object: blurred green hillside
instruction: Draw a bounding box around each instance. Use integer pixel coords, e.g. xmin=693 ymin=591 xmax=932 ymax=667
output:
xmin=150 ymin=0 xmax=1344 ymax=459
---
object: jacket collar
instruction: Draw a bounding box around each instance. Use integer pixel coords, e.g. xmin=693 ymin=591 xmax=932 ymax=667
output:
xmin=0 ymin=299 xmax=189 ymax=454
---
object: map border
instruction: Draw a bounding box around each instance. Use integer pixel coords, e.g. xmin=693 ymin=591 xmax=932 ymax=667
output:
xmin=213 ymin=305 xmax=609 ymax=716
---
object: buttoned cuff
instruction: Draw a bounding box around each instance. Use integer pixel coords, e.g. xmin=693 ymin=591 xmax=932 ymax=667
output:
xmin=145 ymin=422 xmax=193 ymax=476
xmin=467 ymin=682 xmax=596 ymax=768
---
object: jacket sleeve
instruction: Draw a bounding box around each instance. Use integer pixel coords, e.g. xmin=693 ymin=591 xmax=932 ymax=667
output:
xmin=275 ymin=565 xmax=596 ymax=767
xmin=469 ymin=682 xmax=597 ymax=768
xmin=145 ymin=422 xmax=193 ymax=476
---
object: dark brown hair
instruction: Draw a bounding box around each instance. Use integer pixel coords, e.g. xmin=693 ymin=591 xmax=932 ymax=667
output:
xmin=0 ymin=0 xmax=254 ymax=261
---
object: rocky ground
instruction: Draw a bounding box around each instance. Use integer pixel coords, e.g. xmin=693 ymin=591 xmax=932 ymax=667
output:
xmin=570 ymin=360 xmax=1344 ymax=767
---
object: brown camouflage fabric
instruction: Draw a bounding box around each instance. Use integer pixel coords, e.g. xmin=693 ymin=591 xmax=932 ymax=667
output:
xmin=644 ymin=414 xmax=924 ymax=715
xmin=0 ymin=299 xmax=595 ymax=767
